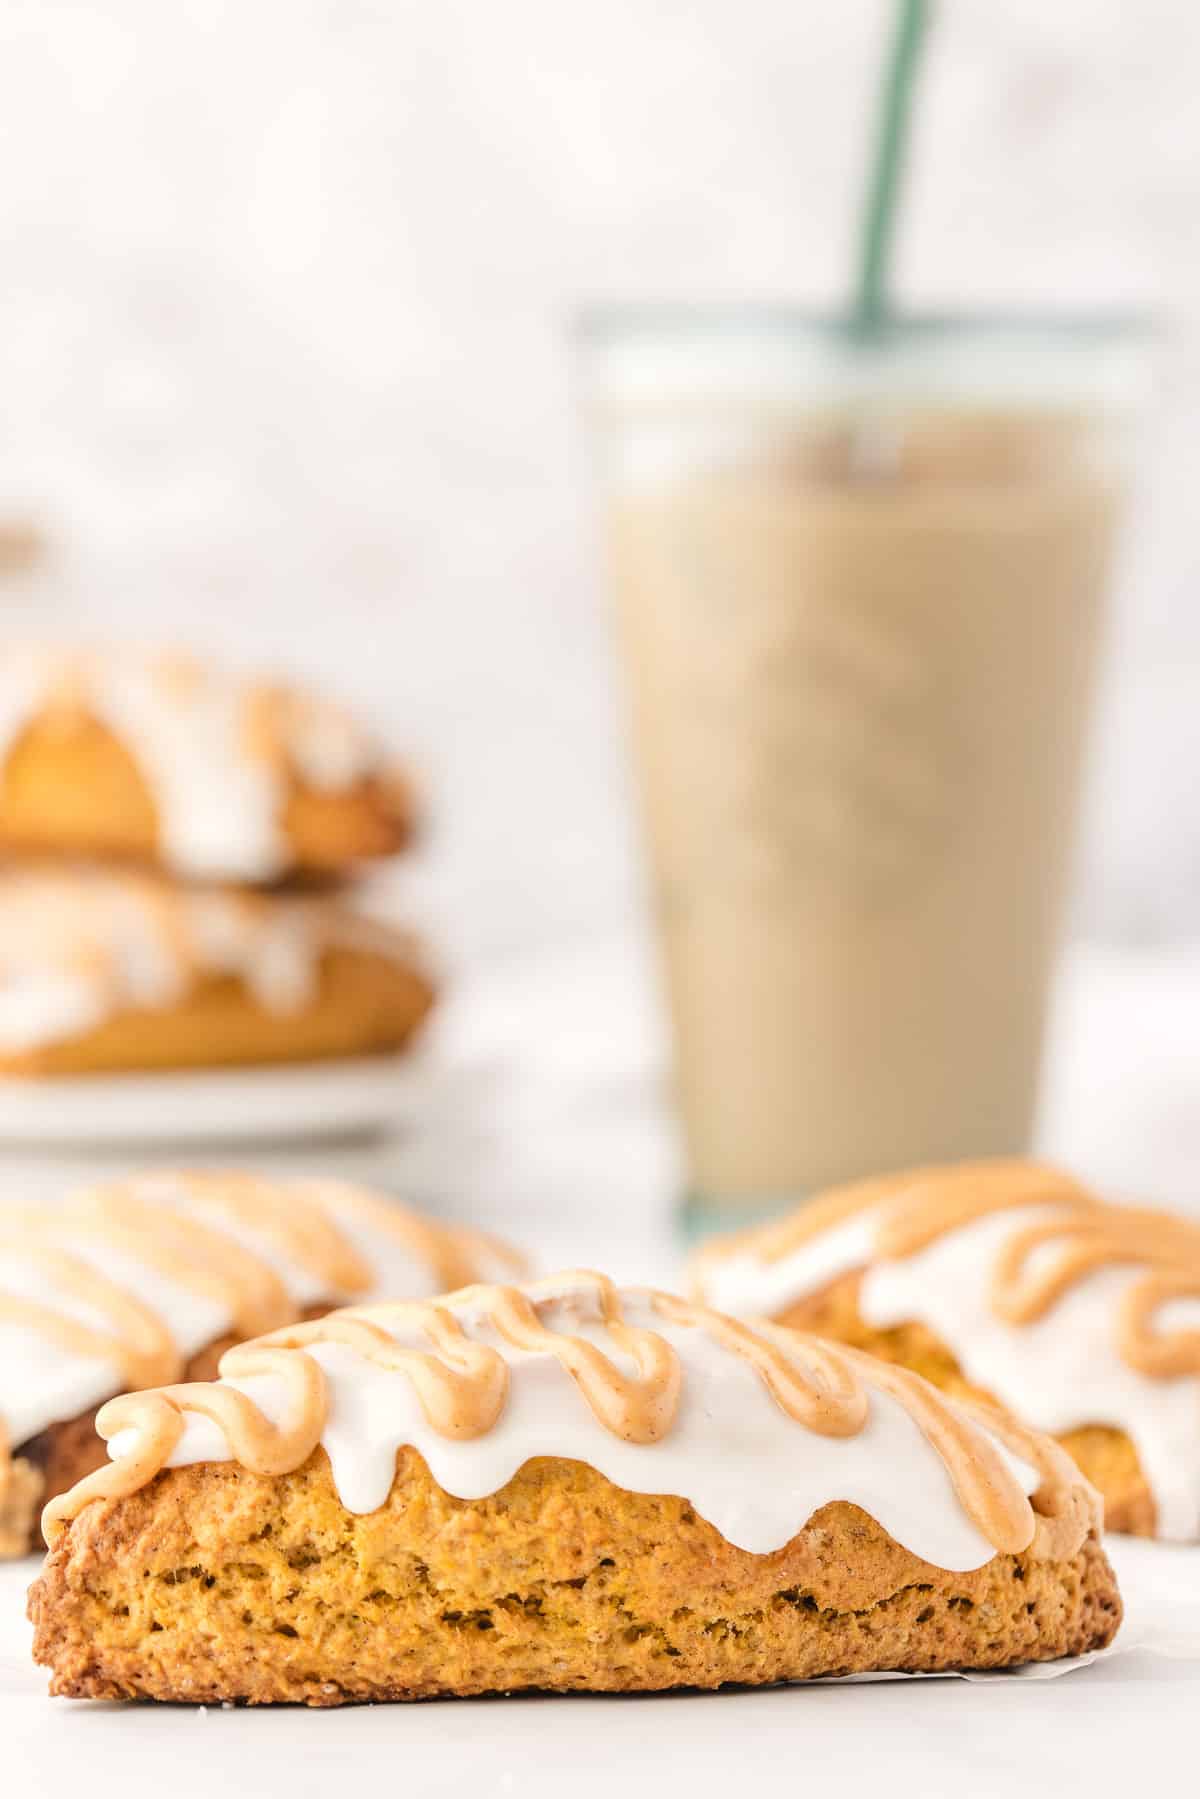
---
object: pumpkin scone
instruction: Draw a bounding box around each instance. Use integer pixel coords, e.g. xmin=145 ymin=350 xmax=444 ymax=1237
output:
xmin=0 ymin=866 xmax=434 ymax=1075
xmin=0 ymin=645 xmax=415 ymax=881
xmin=0 ymin=1169 xmax=527 ymax=1556
xmin=690 ymin=1160 xmax=1200 ymax=1541
xmin=31 ymin=1271 xmax=1119 ymax=1702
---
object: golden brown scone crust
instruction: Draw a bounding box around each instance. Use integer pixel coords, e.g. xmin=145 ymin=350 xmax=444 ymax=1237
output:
xmin=5 ymin=1332 xmax=247 ymax=1558
xmin=0 ymin=1456 xmax=41 ymax=1558
xmin=30 ymin=1449 xmax=1122 ymax=1702
xmin=6 ymin=1301 xmax=358 ymax=1559
xmin=0 ymin=711 xmax=414 ymax=876
xmin=777 ymin=1274 xmax=1158 ymax=1539
xmin=0 ymin=946 xmax=433 ymax=1076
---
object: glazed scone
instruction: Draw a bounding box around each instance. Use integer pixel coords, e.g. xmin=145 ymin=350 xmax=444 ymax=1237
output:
xmin=0 ymin=866 xmax=434 ymax=1075
xmin=690 ymin=1160 xmax=1200 ymax=1541
xmin=0 ymin=646 xmax=415 ymax=880
xmin=31 ymin=1271 xmax=1120 ymax=1701
xmin=0 ymin=1169 xmax=527 ymax=1555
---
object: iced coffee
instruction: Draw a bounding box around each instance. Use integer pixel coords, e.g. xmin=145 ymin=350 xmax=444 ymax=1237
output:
xmin=586 ymin=322 xmax=1145 ymax=1219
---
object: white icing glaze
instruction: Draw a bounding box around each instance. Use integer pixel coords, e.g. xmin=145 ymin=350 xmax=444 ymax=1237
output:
xmin=185 ymin=893 xmax=316 ymax=1014
xmin=90 ymin=659 xmax=284 ymax=879
xmin=295 ymin=1184 xmax=448 ymax=1301
xmin=0 ymin=646 xmax=384 ymax=879
xmin=0 ymin=1322 xmax=123 ymax=1449
xmin=695 ymin=1195 xmax=1200 ymax=1542
xmin=139 ymin=1185 xmax=332 ymax=1310
xmin=0 ymin=868 xmax=420 ymax=1054
xmin=2 ymin=1174 xmax=518 ymax=1458
xmin=700 ymin=1214 xmax=876 ymax=1319
xmin=858 ymin=1204 xmax=1200 ymax=1542
xmin=282 ymin=691 xmax=377 ymax=790
xmin=49 ymin=1240 xmax=232 ymax=1362
xmin=123 ymin=1173 xmax=486 ymax=1311
xmin=130 ymin=1281 xmax=1041 ymax=1572
xmin=0 ymin=968 xmax=110 ymax=1055
xmin=0 ymin=1251 xmax=124 ymax=1340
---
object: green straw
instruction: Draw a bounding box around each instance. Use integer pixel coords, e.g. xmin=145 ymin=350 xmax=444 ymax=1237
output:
xmin=851 ymin=0 xmax=931 ymax=335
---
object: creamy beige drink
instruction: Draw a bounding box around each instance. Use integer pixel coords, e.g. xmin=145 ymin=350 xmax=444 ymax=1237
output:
xmin=605 ymin=405 xmax=1122 ymax=1209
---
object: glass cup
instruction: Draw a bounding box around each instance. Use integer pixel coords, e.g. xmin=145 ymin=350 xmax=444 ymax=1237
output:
xmin=579 ymin=311 xmax=1156 ymax=1230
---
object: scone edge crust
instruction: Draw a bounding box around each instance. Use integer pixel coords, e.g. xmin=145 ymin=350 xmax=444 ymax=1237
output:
xmin=3 ymin=1330 xmax=241 ymax=1559
xmin=29 ymin=1448 xmax=1123 ymax=1704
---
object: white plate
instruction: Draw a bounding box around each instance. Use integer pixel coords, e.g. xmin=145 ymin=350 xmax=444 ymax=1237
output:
xmin=0 ymin=1054 xmax=428 ymax=1147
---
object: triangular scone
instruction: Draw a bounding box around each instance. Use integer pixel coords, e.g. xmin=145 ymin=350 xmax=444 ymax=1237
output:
xmin=690 ymin=1159 xmax=1200 ymax=1541
xmin=0 ymin=1170 xmax=526 ymax=1556
xmin=0 ymin=646 xmax=415 ymax=881
xmin=31 ymin=1271 xmax=1120 ymax=1702
xmin=0 ymin=866 xmax=434 ymax=1075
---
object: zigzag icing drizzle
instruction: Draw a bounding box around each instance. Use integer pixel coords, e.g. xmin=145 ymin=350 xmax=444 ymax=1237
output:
xmin=44 ymin=1272 xmax=1099 ymax=1573
xmin=0 ymin=1171 xmax=525 ymax=1508
xmin=0 ymin=645 xmax=394 ymax=879
xmin=692 ymin=1161 xmax=1200 ymax=1539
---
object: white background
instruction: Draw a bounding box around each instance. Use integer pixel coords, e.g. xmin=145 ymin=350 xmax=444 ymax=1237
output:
xmin=1 ymin=0 xmax=1198 ymax=967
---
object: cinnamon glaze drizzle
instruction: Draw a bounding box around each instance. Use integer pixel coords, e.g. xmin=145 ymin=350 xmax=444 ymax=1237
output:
xmin=0 ymin=1171 xmax=526 ymax=1506
xmin=695 ymin=1161 xmax=1200 ymax=1384
xmin=42 ymin=1271 xmax=1097 ymax=1564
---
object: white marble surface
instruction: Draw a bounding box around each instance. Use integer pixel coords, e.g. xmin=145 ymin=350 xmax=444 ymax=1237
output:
xmin=1 ymin=1536 xmax=1197 ymax=1799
